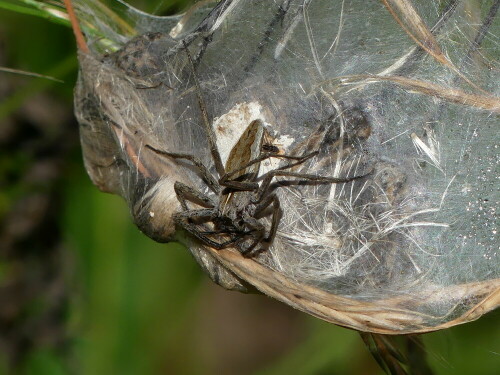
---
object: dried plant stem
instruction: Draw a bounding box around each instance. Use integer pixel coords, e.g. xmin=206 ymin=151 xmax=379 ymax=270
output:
xmin=333 ymin=74 xmax=500 ymax=113
xmin=63 ymin=0 xmax=88 ymax=52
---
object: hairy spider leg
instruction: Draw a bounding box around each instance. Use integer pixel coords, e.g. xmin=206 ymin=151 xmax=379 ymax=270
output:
xmin=174 ymin=209 xmax=238 ymax=249
xmin=241 ymin=194 xmax=283 ymax=258
xmin=218 ymin=151 xmax=319 ymax=195
xmin=256 ymin=170 xmax=367 ymax=203
xmin=173 ymin=181 xmax=216 ymax=210
xmin=235 ymin=214 xmax=267 ymax=257
xmin=146 ymin=146 xmax=220 ymax=194
xmin=183 ymin=41 xmax=225 ymax=178
xmin=221 ymin=151 xmax=319 ymax=183
xmin=174 ymin=182 xmax=251 ymax=246
xmin=275 ymin=151 xmax=320 ymax=171
xmin=220 ymin=179 xmax=260 ymax=192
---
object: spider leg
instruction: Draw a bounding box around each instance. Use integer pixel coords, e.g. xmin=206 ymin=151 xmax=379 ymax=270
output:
xmin=237 ymin=216 xmax=267 ymax=258
xmin=183 ymin=42 xmax=226 ymax=177
xmin=146 ymin=145 xmax=220 ymax=194
xmin=221 ymin=151 xmax=318 ymax=182
xmin=256 ymin=170 xmax=367 ymax=203
xmin=174 ymin=182 xmax=245 ymax=250
xmin=220 ymin=179 xmax=259 ymax=192
xmin=239 ymin=195 xmax=283 ymax=258
xmin=275 ymin=151 xmax=318 ymax=171
xmin=255 ymin=194 xmax=283 ymax=248
xmin=219 ymin=151 xmax=318 ymax=192
xmin=174 ymin=181 xmax=215 ymax=211
xmin=199 ymin=228 xmax=250 ymax=235
xmin=174 ymin=209 xmax=236 ymax=249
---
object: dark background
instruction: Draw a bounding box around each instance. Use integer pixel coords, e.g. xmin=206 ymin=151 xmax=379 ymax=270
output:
xmin=0 ymin=1 xmax=498 ymax=374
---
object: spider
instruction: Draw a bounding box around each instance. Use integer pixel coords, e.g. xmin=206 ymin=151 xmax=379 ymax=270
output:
xmin=146 ymin=45 xmax=366 ymax=257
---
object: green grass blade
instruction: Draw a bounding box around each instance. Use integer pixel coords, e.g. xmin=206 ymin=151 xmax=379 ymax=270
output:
xmin=0 ymin=54 xmax=76 ymax=121
xmin=0 ymin=1 xmax=70 ymax=27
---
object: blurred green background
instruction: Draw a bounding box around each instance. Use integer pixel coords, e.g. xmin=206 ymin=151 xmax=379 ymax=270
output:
xmin=0 ymin=1 xmax=498 ymax=374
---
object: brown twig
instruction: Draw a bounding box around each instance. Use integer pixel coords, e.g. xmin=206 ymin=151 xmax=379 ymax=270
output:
xmin=62 ymin=0 xmax=89 ymax=53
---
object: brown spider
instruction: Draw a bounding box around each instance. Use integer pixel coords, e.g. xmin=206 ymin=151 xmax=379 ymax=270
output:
xmin=146 ymin=45 xmax=365 ymax=257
